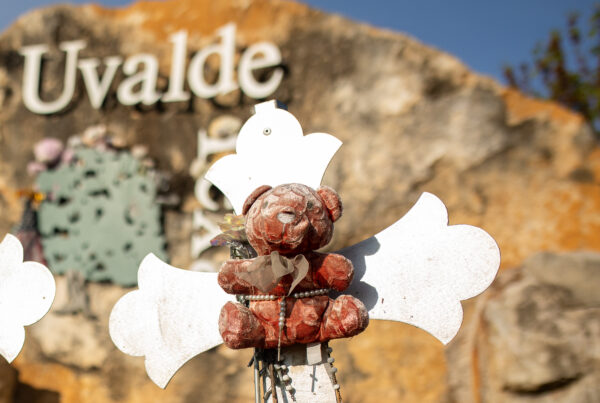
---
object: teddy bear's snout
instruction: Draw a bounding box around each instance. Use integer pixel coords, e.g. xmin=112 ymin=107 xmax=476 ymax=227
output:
xmin=277 ymin=211 xmax=296 ymax=224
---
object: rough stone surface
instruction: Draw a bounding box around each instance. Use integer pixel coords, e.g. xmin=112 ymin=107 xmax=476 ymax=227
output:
xmin=1 ymin=0 xmax=598 ymax=270
xmin=0 ymin=0 xmax=598 ymax=402
xmin=0 ymin=360 xmax=17 ymax=403
xmin=446 ymin=251 xmax=600 ymax=403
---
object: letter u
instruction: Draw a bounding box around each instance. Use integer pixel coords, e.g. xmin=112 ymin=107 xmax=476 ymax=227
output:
xmin=20 ymin=40 xmax=86 ymax=114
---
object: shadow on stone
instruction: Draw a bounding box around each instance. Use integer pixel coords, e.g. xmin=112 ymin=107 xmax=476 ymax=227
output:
xmin=14 ymin=382 xmax=60 ymax=403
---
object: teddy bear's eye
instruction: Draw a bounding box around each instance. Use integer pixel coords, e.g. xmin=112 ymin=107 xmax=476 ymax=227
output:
xmin=262 ymin=127 xmax=272 ymax=136
xmin=307 ymin=201 xmax=314 ymax=209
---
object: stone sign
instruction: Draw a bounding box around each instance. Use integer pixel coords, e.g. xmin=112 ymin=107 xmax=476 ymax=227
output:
xmin=20 ymin=24 xmax=283 ymax=114
xmin=0 ymin=1 xmax=598 ymax=402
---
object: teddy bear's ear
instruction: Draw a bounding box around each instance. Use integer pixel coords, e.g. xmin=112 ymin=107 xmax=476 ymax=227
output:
xmin=242 ymin=185 xmax=272 ymax=215
xmin=317 ymin=186 xmax=343 ymax=222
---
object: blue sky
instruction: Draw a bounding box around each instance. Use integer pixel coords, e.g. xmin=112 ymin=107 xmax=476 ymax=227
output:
xmin=1 ymin=0 xmax=597 ymax=83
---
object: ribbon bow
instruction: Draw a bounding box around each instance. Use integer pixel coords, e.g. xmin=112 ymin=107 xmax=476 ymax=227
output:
xmin=236 ymin=251 xmax=309 ymax=295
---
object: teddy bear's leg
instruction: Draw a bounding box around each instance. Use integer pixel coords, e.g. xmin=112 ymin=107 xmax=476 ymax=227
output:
xmin=286 ymin=295 xmax=330 ymax=344
xmin=219 ymin=302 xmax=266 ymax=349
xmin=319 ymin=295 xmax=369 ymax=342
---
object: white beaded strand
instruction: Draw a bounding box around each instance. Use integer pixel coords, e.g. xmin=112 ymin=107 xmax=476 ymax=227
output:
xmin=235 ymin=288 xmax=331 ymax=372
xmin=237 ymin=288 xmax=330 ymax=303
xmin=277 ymin=296 xmax=286 ymax=361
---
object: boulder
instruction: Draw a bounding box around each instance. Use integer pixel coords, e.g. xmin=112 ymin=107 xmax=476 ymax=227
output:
xmin=0 ymin=0 xmax=598 ymax=402
xmin=447 ymin=251 xmax=600 ymax=402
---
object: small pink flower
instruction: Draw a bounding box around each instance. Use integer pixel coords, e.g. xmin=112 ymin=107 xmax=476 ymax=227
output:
xmin=33 ymin=138 xmax=64 ymax=164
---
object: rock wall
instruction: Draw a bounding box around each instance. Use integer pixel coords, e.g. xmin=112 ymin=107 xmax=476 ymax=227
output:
xmin=0 ymin=0 xmax=598 ymax=402
xmin=447 ymin=252 xmax=600 ymax=403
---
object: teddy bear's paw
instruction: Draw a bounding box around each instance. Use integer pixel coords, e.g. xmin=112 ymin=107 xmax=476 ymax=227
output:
xmin=319 ymin=295 xmax=369 ymax=341
xmin=218 ymin=302 xmax=266 ymax=349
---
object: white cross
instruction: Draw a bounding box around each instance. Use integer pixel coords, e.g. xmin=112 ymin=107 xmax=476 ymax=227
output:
xmin=0 ymin=234 xmax=55 ymax=362
xmin=109 ymin=101 xmax=500 ymax=400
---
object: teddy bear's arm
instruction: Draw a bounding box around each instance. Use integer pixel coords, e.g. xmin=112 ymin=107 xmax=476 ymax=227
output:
xmin=217 ymin=260 xmax=256 ymax=294
xmin=310 ymin=252 xmax=354 ymax=292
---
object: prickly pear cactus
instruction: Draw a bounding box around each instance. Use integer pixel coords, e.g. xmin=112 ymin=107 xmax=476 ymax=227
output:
xmin=36 ymin=148 xmax=167 ymax=286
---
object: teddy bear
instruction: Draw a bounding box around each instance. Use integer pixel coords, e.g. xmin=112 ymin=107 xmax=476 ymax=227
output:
xmin=217 ymin=183 xmax=369 ymax=350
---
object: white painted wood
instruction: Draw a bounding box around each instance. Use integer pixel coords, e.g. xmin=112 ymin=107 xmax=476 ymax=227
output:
xmin=108 ymin=254 xmax=232 ymax=388
xmin=0 ymin=234 xmax=56 ymax=362
xmin=107 ymin=191 xmax=500 ymax=388
xmin=340 ymin=192 xmax=500 ymax=344
xmin=108 ymin=103 xmax=501 ymax=393
xmin=205 ymin=100 xmax=341 ymax=214
xmin=274 ymin=344 xmax=338 ymax=403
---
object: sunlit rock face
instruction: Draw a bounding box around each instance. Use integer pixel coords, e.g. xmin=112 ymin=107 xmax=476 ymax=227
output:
xmin=447 ymin=251 xmax=600 ymax=403
xmin=0 ymin=0 xmax=598 ymax=402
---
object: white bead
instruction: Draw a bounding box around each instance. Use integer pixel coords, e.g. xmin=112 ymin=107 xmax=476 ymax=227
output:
xmin=328 ymin=357 xmax=335 ymax=363
xmin=285 ymin=385 xmax=293 ymax=391
xmin=331 ymin=367 xmax=338 ymax=373
xmin=333 ymin=384 xmax=340 ymax=390
xmin=274 ymin=364 xmax=281 ymax=370
xmin=280 ymin=365 xmax=287 ymax=370
xmin=282 ymin=375 xmax=290 ymax=382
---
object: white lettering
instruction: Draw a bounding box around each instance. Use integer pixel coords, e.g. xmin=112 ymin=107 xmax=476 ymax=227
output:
xmin=190 ymin=209 xmax=221 ymax=259
xmin=78 ymin=56 xmax=122 ymax=109
xmin=117 ymin=54 xmax=162 ymax=105
xmin=187 ymin=23 xmax=237 ymax=98
xmin=238 ymin=42 xmax=284 ymax=99
xmin=20 ymin=40 xmax=85 ymax=114
xmin=193 ymin=129 xmax=238 ymax=211
xmin=19 ymin=24 xmax=285 ymax=114
xmin=162 ymin=30 xmax=190 ymax=102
